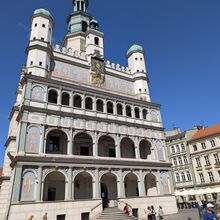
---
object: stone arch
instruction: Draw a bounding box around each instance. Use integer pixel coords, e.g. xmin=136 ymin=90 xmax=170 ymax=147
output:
xmin=25 ymin=126 xmax=41 ymax=154
xmin=73 ymin=94 xmax=82 ymax=108
xmin=98 ymin=135 xmax=116 ymax=157
xmin=120 ymin=137 xmax=135 ymax=159
xmin=143 ymin=109 xmax=148 ymax=119
xmin=31 ymin=85 xmax=45 ymax=101
xmin=48 ymin=89 xmax=58 ymax=104
xmin=117 ymin=103 xmax=123 ymax=115
xmin=134 ymin=107 xmax=140 ymax=119
xmin=61 ymin=92 xmax=70 ymax=106
xmin=74 ymin=171 xmax=93 ymax=200
xmin=144 ymin=173 xmax=158 ymax=196
xmin=124 ymin=172 xmax=139 ymax=197
xmin=73 ymin=132 xmax=93 ymax=156
xmin=139 ymin=139 xmax=152 ymax=160
xmin=107 ymin=101 xmax=114 ymax=114
xmin=126 ymin=105 xmax=132 ymax=117
xmin=46 ymin=129 xmax=68 ymax=154
xmin=85 ymin=96 xmax=93 ymax=110
xmin=43 ymin=171 xmax=66 ymax=201
xmin=97 ymin=99 xmax=104 ymax=112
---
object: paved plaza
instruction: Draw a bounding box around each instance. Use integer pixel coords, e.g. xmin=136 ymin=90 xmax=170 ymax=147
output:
xmin=165 ymin=209 xmax=200 ymax=220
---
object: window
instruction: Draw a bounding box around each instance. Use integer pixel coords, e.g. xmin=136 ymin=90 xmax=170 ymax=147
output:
xmin=33 ymin=37 xmax=36 ymax=40
xmin=193 ymin=145 xmax=197 ymax=151
xmin=42 ymin=24 xmax=46 ymax=28
xmin=137 ymin=70 xmax=140 ymax=72
xmin=183 ymin=156 xmax=188 ymax=164
xmin=204 ymin=156 xmax=210 ymax=166
xmin=173 ymin=158 xmax=177 ymax=166
xmin=199 ymin=173 xmax=205 ymax=183
xmin=176 ymin=173 xmax=180 ymax=182
xmin=73 ymin=95 xmax=82 ymax=108
xmin=107 ymin=102 xmax=114 ymax=114
xmin=82 ymin=21 xmax=88 ymax=32
xmin=187 ymin=171 xmax=192 ymax=181
xmin=61 ymin=92 xmax=70 ymax=106
xmin=176 ymin=145 xmax=180 ymax=153
xmin=135 ymin=107 xmax=140 ymax=119
xmin=140 ymin=58 xmax=143 ymax=61
xmin=214 ymin=154 xmax=220 ymax=164
xmin=178 ymin=157 xmax=183 ymax=165
xmin=139 ymin=89 xmax=142 ymax=92
xmin=109 ymin=148 xmax=116 ymax=157
xmin=201 ymin=142 xmax=206 ymax=149
xmin=196 ymin=157 xmax=201 ymax=167
xmin=211 ymin=140 xmax=216 ymax=147
xmin=181 ymin=143 xmax=186 ymax=151
xmin=135 ymin=57 xmax=138 ymax=61
xmin=95 ymin=37 xmax=99 ymax=45
xmin=97 ymin=99 xmax=104 ymax=112
xmin=30 ymin=61 xmax=33 ymax=66
xmin=39 ymin=61 xmax=42 ymax=66
xmin=41 ymin=37 xmax=45 ymax=41
xmin=80 ymin=147 xmax=89 ymax=156
xmin=126 ymin=105 xmax=132 ymax=117
xmin=142 ymin=109 xmax=147 ymax=119
xmin=218 ymin=171 xmax=220 ymax=178
xmin=48 ymin=136 xmax=60 ymax=152
xmin=48 ymin=90 xmax=58 ymax=104
xmin=181 ymin=172 xmax=186 ymax=182
xmin=85 ymin=97 xmax=93 ymax=110
xmin=208 ymin=172 xmax=214 ymax=182
xmin=34 ymin=23 xmax=37 ymax=27
xmin=171 ymin=146 xmax=175 ymax=154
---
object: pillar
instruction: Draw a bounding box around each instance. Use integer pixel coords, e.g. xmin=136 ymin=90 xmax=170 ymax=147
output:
xmin=39 ymin=125 xmax=45 ymax=154
xmin=66 ymin=168 xmax=73 ymax=200
xmin=116 ymin=134 xmax=121 ymax=158
xmin=117 ymin=170 xmax=125 ymax=198
xmin=135 ymin=137 xmax=140 ymax=159
xmin=93 ymin=132 xmax=98 ymax=157
xmin=156 ymin=171 xmax=161 ymax=195
xmin=68 ymin=129 xmax=73 ymax=155
xmin=24 ymin=81 xmax=32 ymax=105
xmin=36 ymin=166 xmax=43 ymax=201
xmin=93 ymin=169 xmax=100 ymax=199
xmin=18 ymin=122 xmax=28 ymax=153
xmin=138 ymin=170 xmax=145 ymax=196
xmin=12 ymin=166 xmax=23 ymax=202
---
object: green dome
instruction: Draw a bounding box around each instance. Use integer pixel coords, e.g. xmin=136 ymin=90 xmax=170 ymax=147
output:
xmin=34 ymin=8 xmax=53 ymax=19
xmin=127 ymin=44 xmax=144 ymax=57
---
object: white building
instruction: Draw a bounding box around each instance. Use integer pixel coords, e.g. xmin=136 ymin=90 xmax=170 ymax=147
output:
xmin=0 ymin=1 xmax=177 ymax=220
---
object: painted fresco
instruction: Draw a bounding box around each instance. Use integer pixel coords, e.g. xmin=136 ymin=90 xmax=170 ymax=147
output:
xmin=25 ymin=127 xmax=40 ymax=153
xmin=31 ymin=86 xmax=45 ymax=101
xmin=161 ymin=172 xmax=170 ymax=194
xmin=156 ymin=141 xmax=165 ymax=160
xmin=21 ymin=171 xmax=35 ymax=201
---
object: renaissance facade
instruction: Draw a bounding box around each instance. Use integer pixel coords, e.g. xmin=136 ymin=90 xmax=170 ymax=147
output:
xmin=0 ymin=1 xmax=177 ymax=219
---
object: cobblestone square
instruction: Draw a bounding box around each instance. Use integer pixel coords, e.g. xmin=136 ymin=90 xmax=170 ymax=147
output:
xmin=165 ymin=209 xmax=200 ymax=220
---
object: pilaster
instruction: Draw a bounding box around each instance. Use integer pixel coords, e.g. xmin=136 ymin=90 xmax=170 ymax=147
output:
xmin=36 ymin=166 xmax=43 ymax=201
xmin=12 ymin=166 xmax=23 ymax=202
xmin=139 ymin=170 xmax=145 ymax=196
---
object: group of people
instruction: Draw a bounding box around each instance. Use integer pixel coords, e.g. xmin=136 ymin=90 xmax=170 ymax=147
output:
xmin=28 ymin=212 xmax=47 ymax=220
xmin=124 ymin=204 xmax=164 ymax=220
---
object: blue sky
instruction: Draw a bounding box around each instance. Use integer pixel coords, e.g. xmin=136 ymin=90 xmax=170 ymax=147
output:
xmin=0 ymin=0 xmax=220 ymax=166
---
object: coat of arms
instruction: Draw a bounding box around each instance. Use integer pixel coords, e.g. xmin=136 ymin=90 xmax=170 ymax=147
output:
xmin=91 ymin=57 xmax=105 ymax=86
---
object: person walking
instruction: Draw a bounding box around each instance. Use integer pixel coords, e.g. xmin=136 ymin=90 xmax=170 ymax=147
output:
xmin=203 ymin=203 xmax=217 ymax=220
xmin=151 ymin=206 xmax=156 ymax=220
xmin=145 ymin=206 xmax=152 ymax=220
xmin=158 ymin=206 xmax=164 ymax=220
xmin=43 ymin=212 xmax=48 ymax=220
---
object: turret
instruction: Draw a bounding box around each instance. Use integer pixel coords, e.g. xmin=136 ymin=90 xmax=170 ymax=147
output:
xmin=127 ymin=44 xmax=151 ymax=102
xmin=27 ymin=9 xmax=54 ymax=77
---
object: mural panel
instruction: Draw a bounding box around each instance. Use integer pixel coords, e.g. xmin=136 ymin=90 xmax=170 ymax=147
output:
xmin=25 ymin=127 xmax=40 ymax=153
xmin=31 ymin=86 xmax=45 ymax=101
xmin=161 ymin=172 xmax=170 ymax=194
xmin=156 ymin=141 xmax=165 ymax=161
xmin=21 ymin=171 xmax=35 ymax=201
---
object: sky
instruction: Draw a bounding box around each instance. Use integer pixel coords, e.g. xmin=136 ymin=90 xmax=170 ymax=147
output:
xmin=0 ymin=0 xmax=220 ymax=166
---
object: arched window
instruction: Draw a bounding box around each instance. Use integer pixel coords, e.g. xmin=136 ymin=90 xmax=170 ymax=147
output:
xmin=143 ymin=109 xmax=147 ymax=119
xmin=186 ymin=171 xmax=192 ymax=181
xmin=97 ymin=99 xmax=104 ymax=112
xmin=124 ymin=173 xmax=139 ymax=197
xmin=178 ymin=157 xmax=183 ymax=165
xmin=48 ymin=90 xmax=58 ymax=104
xmin=74 ymin=133 xmax=93 ymax=156
xmin=176 ymin=173 xmax=180 ymax=182
xmin=74 ymin=95 xmax=82 ymax=108
xmin=135 ymin=107 xmax=140 ymax=118
xmin=82 ymin=21 xmax=88 ymax=32
xmin=95 ymin=37 xmax=99 ymax=46
xmin=61 ymin=92 xmax=70 ymax=106
xmin=181 ymin=172 xmax=186 ymax=182
xmin=126 ymin=105 xmax=132 ymax=117
xmin=107 ymin=101 xmax=113 ymax=114
xmin=120 ymin=138 xmax=135 ymax=159
xmin=117 ymin=103 xmax=123 ymax=115
xmin=85 ymin=97 xmax=93 ymax=110
xmin=183 ymin=156 xmax=188 ymax=164
xmin=139 ymin=140 xmax=151 ymax=160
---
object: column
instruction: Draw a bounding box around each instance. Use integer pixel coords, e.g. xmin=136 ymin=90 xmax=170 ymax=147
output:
xmin=36 ymin=166 xmax=43 ymax=201
xmin=138 ymin=170 xmax=145 ymax=196
xmin=12 ymin=166 xmax=23 ymax=202
xmin=104 ymin=99 xmax=107 ymax=113
xmin=68 ymin=129 xmax=73 ymax=155
xmin=24 ymin=81 xmax=32 ymax=105
xmin=156 ymin=171 xmax=161 ymax=195
xmin=70 ymin=91 xmax=74 ymax=113
xmin=117 ymin=170 xmax=125 ymax=198
xmin=135 ymin=137 xmax=140 ymax=159
xmin=93 ymin=169 xmax=100 ymax=199
xmin=123 ymin=103 xmax=126 ymax=117
xmin=168 ymin=171 xmax=175 ymax=194
xmin=18 ymin=122 xmax=28 ymax=153
xmin=39 ymin=125 xmax=45 ymax=154
xmin=93 ymin=97 xmax=97 ymax=112
xmin=93 ymin=131 xmax=98 ymax=157
xmin=116 ymin=134 xmax=121 ymax=158
xmin=66 ymin=168 xmax=73 ymax=200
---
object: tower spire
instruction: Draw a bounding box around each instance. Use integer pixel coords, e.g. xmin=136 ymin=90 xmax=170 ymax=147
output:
xmin=73 ymin=0 xmax=89 ymax=12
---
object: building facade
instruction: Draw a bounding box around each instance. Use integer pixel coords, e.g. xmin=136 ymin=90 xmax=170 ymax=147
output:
xmin=165 ymin=128 xmax=199 ymax=206
xmin=0 ymin=1 xmax=177 ymax=220
xmin=188 ymin=124 xmax=220 ymax=203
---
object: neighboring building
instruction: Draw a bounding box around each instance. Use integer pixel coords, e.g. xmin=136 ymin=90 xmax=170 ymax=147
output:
xmin=0 ymin=168 xmax=2 ymax=185
xmin=0 ymin=1 xmax=177 ymax=220
xmin=188 ymin=124 xmax=220 ymax=203
xmin=166 ymin=127 xmax=199 ymax=205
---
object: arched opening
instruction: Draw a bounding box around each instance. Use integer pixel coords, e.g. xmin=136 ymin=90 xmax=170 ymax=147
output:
xmin=98 ymin=135 xmax=116 ymax=158
xmin=74 ymin=172 xmax=93 ymax=200
xmin=120 ymin=138 xmax=135 ymax=159
xmin=74 ymin=133 xmax=93 ymax=156
xmin=95 ymin=37 xmax=99 ymax=46
xmin=46 ymin=130 xmax=68 ymax=154
xmin=48 ymin=89 xmax=58 ymax=104
xmin=82 ymin=21 xmax=88 ymax=32
xmin=139 ymin=140 xmax=152 ymax=160
xmin=145 ymin=173 xmax=157 ymax=196
xmin=101 ymin=173 xmax=118 ymax=208
xmin=124 ymin=173 xmax=139 ymax=197
xmin=85 ymin=97 xmax=93 ymax=110
xmin=107 ymin=101 xmax=114 ymax=114
xmin=74 ymin=95 xmax=82 ymax=108
xmin=126 ymin=105 xmax=132 ymax=117
xmin=97 ymin=99 xmax=104 ymax=112
xmin=61 ymin=92 xmax=70 ymax=106
xmin=117 ymin=103 xmax=123 ymax=115
xmin=43 ymin=171 xmax=65 ymax=201
xmin=143 ymin=109 xmax=147 ymax=119
xmin=135 ymin=107 xmax=140 ymax=119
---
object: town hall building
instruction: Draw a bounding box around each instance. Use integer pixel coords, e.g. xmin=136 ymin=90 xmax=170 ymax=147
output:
xmin=0 ymin=1 xmax=177 ymax=219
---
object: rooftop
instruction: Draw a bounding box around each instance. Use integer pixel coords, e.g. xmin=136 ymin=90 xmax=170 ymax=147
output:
xmin=166 ymin=131 xmax=186 ymax=142
xmin=190 ymin=124 xmax=220 ymax=142
xmin=34 ymin=8 xmax=53 ymax=19
xmin=127 ymin=44 xmax=144 ymax=57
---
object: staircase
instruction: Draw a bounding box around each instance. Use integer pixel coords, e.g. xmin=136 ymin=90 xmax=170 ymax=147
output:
xmin=96 ymin=207 xmax=137 ymax=220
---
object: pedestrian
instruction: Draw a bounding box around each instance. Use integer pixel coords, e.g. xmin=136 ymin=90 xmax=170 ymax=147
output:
xmin=158 ymin=206 xmax=164 ymax=220
xmin=145 ymin=206 xmax=152 ymax=220
xmin=151 ymin=206 xmax=156 ymax=220
xmin=124 ymin=203 xmax=130 ymax=215
xmin=203 ymin=203 xmax=217 ymax=220
xmin=43 ymin=212 xmax=48 ymax=220
xmin=28 ymin=216 xmax=34 ymax=220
